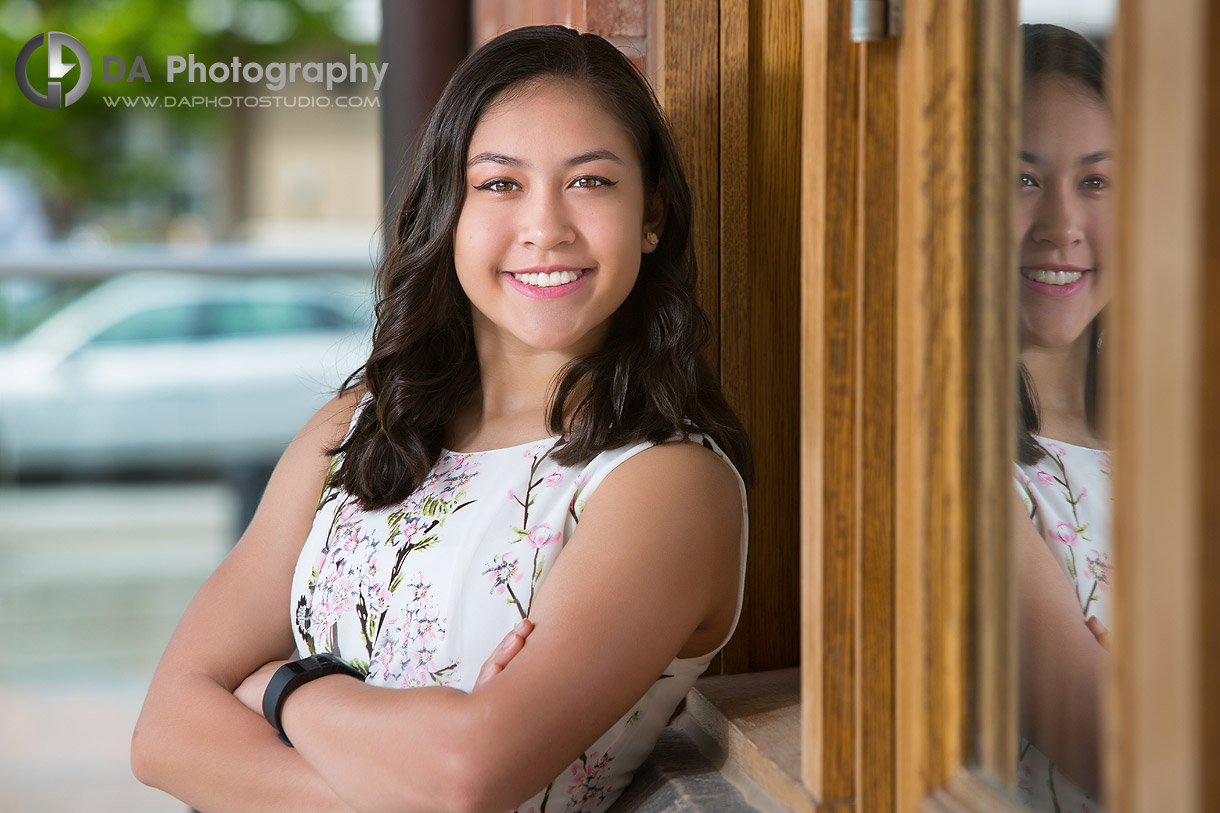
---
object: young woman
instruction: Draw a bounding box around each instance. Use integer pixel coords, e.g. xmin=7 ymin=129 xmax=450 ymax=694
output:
xmin=1011 ymin=23 xmax=1112 ymax=811
xmin=131 ymin=25 xmax=751 ymax=813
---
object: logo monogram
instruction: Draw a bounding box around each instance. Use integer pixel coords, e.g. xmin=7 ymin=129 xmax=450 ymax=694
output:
xmin=16 ymin=32 xmax=92 ymax=108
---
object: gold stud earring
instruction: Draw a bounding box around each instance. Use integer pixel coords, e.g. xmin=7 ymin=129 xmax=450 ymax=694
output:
xmin=645 ymin=232 xmax=659 ymax=246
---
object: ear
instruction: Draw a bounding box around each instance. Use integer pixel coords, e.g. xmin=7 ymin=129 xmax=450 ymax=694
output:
xmin=641 ymin=180 xmax=668 ymax=254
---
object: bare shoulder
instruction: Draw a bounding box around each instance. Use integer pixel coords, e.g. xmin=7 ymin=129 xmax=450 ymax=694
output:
xmin=579 ymin=438 xmax=745 ymax=556
xmin=293 ymin=386 xmax=366 ymax=455
xmin=598 ymin=438 xmax=742 ymax=504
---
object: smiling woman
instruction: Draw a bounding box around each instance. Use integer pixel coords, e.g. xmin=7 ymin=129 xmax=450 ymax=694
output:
xmin=131 ymin=24 xmax=752 ymax=813
xmin=1011 ymin=22 xmax=1114 ymax=813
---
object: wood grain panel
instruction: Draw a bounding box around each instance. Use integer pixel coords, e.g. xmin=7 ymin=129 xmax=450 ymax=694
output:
xmin=662 ymin=0 xmax=720 ymax=359
xmin=800 ymin=0 xmax=857 ymax=800
xmin=719 ymin=0 xmax=803 ymax=673
xmin=855 ymin=36 xmax=898 ymax=813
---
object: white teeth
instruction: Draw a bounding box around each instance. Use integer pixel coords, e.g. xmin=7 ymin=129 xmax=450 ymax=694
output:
xmin=511 ymin=269 xmax=584 ymax=288
xmin=1021 ymin=268 xmax=1084 ymax=286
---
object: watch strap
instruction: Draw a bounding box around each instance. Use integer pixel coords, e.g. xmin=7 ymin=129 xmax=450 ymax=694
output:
xmin=262 ymin=653 xmax=363 ymax=746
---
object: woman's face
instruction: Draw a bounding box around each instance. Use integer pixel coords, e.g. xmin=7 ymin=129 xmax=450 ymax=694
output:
xmin=1017 ymin=74 xmax=1114 ymax=350
xmin=453 ymin=79 xmax=659 ymax=357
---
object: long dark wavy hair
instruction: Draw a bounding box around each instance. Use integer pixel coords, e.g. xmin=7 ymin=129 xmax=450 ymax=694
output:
xmin=330 ymin=25 xmax=753 ymax=509
xmin=1017 ymin=24 xmax=1107 ymax=465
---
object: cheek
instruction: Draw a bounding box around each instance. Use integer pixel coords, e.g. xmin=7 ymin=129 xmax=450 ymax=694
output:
xmin=1086 ymin=209 xmax=1112 ymax=266
xmin=1016 ymin=198 xmax=1037 ymax=247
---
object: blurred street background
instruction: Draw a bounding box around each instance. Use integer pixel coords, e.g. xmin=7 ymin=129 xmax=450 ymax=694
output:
xmin=0 ymin=1 xmax=383 ymax=809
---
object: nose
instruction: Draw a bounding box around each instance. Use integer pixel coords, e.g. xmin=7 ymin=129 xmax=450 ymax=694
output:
xmin=518 ymin=187 xmax=576 ymax=249
xmin=1029 ymin=183 xmax=1083 ymax=248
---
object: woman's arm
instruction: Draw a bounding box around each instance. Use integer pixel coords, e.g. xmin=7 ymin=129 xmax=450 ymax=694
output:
xmin=234 ymin=441 xmax=743 ymax=813
xmin=1014 ymin=489 xmax=1107 ymax=795
xmin=131 ymin=391 xmax=364 ymax=812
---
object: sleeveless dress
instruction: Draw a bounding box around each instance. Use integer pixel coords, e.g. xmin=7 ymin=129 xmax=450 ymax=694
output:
xmin=288 ymin=415 xmax=749 ymax=812
xmin=1013 ymin=435 xmax=1112 ymax=813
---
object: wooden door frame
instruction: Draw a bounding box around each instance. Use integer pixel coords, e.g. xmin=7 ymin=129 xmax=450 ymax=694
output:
xmin=804 ymin=0 xmax=1028 ymax=809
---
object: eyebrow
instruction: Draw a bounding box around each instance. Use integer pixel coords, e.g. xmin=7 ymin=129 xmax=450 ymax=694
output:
xmin=467 ymin=149 xmax=625 ymax=168
xmin=1019 ymin=149 xmax=1113 ymax=166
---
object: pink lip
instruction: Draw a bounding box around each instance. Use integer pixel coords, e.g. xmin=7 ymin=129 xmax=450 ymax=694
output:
xmin=1019 ymin=267 xmax=1091 ymax=298
xmin=503 ymin=268 xmax=592 ymax=299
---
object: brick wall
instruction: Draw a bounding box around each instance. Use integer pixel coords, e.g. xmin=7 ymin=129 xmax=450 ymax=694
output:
xmin=471 ymin=0 xmax=652 ymax=78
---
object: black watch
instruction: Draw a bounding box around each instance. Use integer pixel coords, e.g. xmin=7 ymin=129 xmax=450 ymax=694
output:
xmin=262 ymin=653 xmax=364 ymax=746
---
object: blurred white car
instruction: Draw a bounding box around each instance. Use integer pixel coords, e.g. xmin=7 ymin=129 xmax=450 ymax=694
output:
xmin=0 ymin=271 xmax=373 ymax=477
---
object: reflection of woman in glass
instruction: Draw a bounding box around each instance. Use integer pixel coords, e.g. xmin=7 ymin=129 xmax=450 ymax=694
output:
xmin=1013 ymin=23 xmax=1112 ymax=812
xmin=132 ymin=26 xmax=752 ymax=812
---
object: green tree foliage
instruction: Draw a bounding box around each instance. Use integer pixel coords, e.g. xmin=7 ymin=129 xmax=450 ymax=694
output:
xmin=0 ymin=0 xmax=377 ymax=233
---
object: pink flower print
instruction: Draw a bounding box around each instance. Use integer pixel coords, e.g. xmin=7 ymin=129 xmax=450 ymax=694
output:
xmin=1055 ymin=521 xmax=1079 ymax=546
xmin=1036 ymin=469 xmax=1056 ymax=485
xmin=1046 ymin=442 xmax=1067 ymax=457
xmin=1079 ymin=486 xmax=1088 ymax=499
xmin=483 ymin=554 xmax=523 ymax=595
xmin=567 ymin=751 xmax=614 ymax=805
xmin=1086 ymin=550 xmax=1111 ymax=590
xmin=337 ymin=498 xmax=360 ymax=524
xmin=526 ymin=523 xmax=559 ymax=549
xmin=544 ymin=472 xmax=563 ymax=488
xmin=523 ymin=443 xmax=547 ymax=459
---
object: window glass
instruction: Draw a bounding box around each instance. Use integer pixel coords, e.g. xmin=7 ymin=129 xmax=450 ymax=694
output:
xmin=89 ymin=304 xmax=204 ymax=344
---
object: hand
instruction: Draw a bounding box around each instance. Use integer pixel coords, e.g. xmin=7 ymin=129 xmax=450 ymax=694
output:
xmin=1085 ymin=616 xmax=1111 ymax=651
xmin=234 ymin=659 xmax=291 ymax=717
xmin=473 ymin=619 xmax=533 ymax=691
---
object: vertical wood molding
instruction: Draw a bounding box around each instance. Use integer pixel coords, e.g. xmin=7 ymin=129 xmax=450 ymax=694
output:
xmin=801 ymin=0 xmax=858 ymax=801
xmin=855 ymin=37 xmax=898 ymax=813
xmin=892 ymin=0 xmax=1022 ymax=808
xmin=1110 ymin=0 xmax=1211 ymax=809
xmin=893 ymin=0 xmax=972 ymax=802
xmin=969 ymin=0 xmax=1019 ymax=790
xmin=1202 ymin=3 xmax=1220 ymax=806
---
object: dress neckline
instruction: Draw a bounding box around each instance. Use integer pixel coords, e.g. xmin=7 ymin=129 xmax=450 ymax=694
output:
xmin=441 ymin=436 xmax=562 ymax=456
xmin=1033 ymin=434 xmax=1110 ymax=454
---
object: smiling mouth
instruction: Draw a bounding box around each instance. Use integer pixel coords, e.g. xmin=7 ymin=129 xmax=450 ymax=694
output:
xmin=1020 ymin=267 xmax=1086 ymax=286
xmin=510 ymin=269 xmax=586 ymax=288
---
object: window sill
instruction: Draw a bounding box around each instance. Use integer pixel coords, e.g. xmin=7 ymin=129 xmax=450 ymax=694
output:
xmin=683 ymin=667 xmax=825 ymax=812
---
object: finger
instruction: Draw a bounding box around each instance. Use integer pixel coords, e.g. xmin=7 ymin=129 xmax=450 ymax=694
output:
xmin=1085 ymin=616 xmax=1111 ymax=650
xmin=474 ymin=620 xmax=534 ymax=690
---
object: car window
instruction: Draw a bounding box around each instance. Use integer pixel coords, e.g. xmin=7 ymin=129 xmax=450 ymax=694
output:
xmin=204 ymin=300 xmax=354 ymax=338
xmin=89 ymin=304 xmax=205 ymax=344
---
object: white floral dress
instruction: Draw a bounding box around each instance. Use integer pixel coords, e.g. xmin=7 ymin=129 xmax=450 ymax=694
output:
xmin=1014 ymin=436 xmax=1113 ymax=813
xmin=289 ymin=417 xmax=749 ymax=812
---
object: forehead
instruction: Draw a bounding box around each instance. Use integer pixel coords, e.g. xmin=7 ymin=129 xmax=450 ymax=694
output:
xmin=467 ymin=79 xmax=639 ymax=161
xmin=1021 ymin=75 xmax=1111 ymax=143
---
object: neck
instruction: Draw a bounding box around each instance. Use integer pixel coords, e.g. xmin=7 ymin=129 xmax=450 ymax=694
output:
xmin=1020 ymin=329 xmax=1095 ymax=437
xmin=446 ymin=317 xmax=598 ymax=450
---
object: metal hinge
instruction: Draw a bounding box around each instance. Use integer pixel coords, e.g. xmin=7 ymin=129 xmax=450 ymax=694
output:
xmin=851 ymin=0 xmax=902 ymax=42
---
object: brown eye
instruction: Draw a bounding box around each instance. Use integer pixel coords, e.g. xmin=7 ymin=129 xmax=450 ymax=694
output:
xmin=571 ymin=176 xmax=616 ymax=189
xmin=475 ymin=179 xmax=519 ymax=193
xmin=1019 ymin=173 xmax=1039 ymax=189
